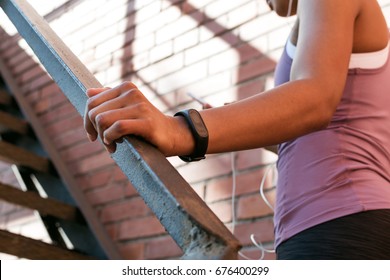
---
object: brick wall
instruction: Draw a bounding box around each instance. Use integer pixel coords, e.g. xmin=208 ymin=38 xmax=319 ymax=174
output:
xmin=0 ymin=0 xmax=390 ymax=260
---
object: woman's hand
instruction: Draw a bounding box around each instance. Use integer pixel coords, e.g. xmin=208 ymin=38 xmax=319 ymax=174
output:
xmin=84 ymin=81 xmax=193 ymax=155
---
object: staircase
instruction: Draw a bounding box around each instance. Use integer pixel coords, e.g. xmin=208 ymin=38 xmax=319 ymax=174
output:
xmin=0 ymin=80 xmax=106 ymax=259
xmin=0 ymin=0 xmax=241 ymax=259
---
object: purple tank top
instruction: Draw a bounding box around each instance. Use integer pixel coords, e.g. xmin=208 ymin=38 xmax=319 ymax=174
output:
xmin=273 ymin=39 xmax=390 ymax=247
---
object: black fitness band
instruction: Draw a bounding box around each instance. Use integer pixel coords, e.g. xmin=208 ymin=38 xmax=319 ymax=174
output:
xmin=174 ymin=109 xmax=209 ymax=162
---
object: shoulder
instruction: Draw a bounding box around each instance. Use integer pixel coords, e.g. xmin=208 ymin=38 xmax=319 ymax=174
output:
xmin=297 ymin=0 xmax=388 ymax=53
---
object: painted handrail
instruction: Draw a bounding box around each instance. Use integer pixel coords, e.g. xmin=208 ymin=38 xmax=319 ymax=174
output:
xmin=0 ymin=0 xmax=241 ymax=259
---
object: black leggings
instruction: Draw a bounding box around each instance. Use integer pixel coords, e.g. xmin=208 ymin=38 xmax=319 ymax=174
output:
xmin=276 ymin=209 xmax=390 ymax=260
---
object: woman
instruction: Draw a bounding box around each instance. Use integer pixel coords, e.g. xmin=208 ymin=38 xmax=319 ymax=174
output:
xmin=84 ymin=0 xmax=390 ymax=259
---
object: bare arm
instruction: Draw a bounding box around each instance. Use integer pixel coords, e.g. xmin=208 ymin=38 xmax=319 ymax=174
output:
xmin=199 ymin=0 xmax=358 ymax=154
xmin=85 ymin=0 xmax=377 ymax=157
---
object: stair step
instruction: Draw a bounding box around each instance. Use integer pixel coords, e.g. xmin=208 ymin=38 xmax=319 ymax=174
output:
xmin=0 ymin=182 xmax=81 ymax=222
xmin=0 ymin=141 xmax=50 ymax=173
xmin=0 ymin=111 xmax=29 ymax=135
xmin=0 ymin=229 xmax=94 ymax=259
xmin=0 ymin=89 xmax=12 ymax=106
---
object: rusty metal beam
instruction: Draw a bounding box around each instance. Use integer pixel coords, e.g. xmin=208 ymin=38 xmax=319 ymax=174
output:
xmin=0 ymin=111 xmax=29 ymax=135
xmin=0 ymin=0 xmax=240 ymax=259
xmin=0 ymin=181 xmax=81 ymax=222
xmin=0 ymin=1 xmax=120 ymax=260
xmin=0 ymin=229 xmax=95 ymax=260
xmin=0 ymin=141 xmax=50 ymax=172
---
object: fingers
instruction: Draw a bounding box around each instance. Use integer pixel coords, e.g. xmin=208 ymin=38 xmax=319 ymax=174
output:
xmin=84 ymin=82 xmax=137 ymax=142
xmin=86 ymin=87 xmax=108 ymax=98
xmin=84 ymin=82 xmax=153 ymax=153
xmin=102 ymin=118 xmax=151 ymax=146
xmin=84 ymin=82 xmax=177 ymax=156
xmin=93 ymin=106 xmax=138 ymax=145
xmin=84 ymin=88 xmax=110 ymax=141
xmin=84 ymin=88 xmax=121 ymax=139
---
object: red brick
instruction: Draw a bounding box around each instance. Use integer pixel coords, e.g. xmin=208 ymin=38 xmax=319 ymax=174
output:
xmin=205 ymin=168 xmax=270 ymax=203
xmin=133 ymin=1 xmax=161 ymax=24
xmin=112 ymin=167 xmax=127 ymax=181
xmin=24 ymin=74 xmax=53 ymax=92
xmin=1 ymin=43 xmax=23 ymax=63
xmin=174 ymin=72 xmax=232 ymax=104
xmin=236 ymin=78 xmax=266 ymax=100
xmin=19 ymin=64 xmax=44 ymax=83
xmin=131 ymin=36 xmax=155 ymax=59
xmin=150 ymin=41 xmax=173 ymax=64
xmin=119 ymin=241 xmax=145 ymax=260
xmin=100 ymin=197 xmax=149 ymax=222
xmin=22 ymin=89 xmax=40 ymax=105
xmin=184 ymin=0 xmax=214 ymax=10
xmin=238 ymin=246 xmax=276 ymax=260
xmin=40 ymin=82 xmax=62 ymax=98
xmin=142 ymin=5 xmax=181 ymax=33
xmin=177 ymin=153 xmax=231 ymax=183
xmin=237 ymin=56 xmax=276 ymax=84
xmin=205 ymin=0 xmax=249 ymax=19
xmin=85 ymin=183 xmax=126 ymax=206
xmin=173 ymin=29 xmax=199 ymax=53
xmin=205 ymin=176 xmax=233 ymax=203
xmin=83 ymin=21 xmax=122 ymax=51
xmin=190 ymin=182 xmax=205 ymax=199
xmin=225 ymin=1 xmax=258 ymax=29
xmin=123 ymin=182 xmax=139 ymax=197
xmin=208 ymin=48 xmax=240 ymax=75
xmin=233 ymin=218 xmax=275 ymax=246
xmin=125 ymin=52 xmax=149 ymax=73
xmin=45 ymin=114 xmax=84 ymax=138
xmin=239 ymin=12 xmax=279 ymax=42
xmin=38 ymin=103 xmax=77 ymax=125
xmin=95 ymin=33 xmax=127 ymax=60
xmin=156 ymin=60 xmax=208 ymax=94
xmin=105 ymin=223 xmax=119 ymax=241
xmin=53 ymin=127 xmax=88 ymax=149
xmin=69 ymin=151 xmax=116 ymax=175
xmin=32 ymin=97 xmax=51 ymax=114
xmin=119 ymin=19 xmax=136 ymax=41
xmin=209 ymin=200 xmax=232 ymax=223
xmin=0 ymin=34 xmax=14 ymax=52
xmin=0 ymin=0 xmax=317 ymax=258
xmin=144 ymin=235 xmax=182 ymax=260
xmin=34 ymin=94 xmax=66 ymax=114
xmin=235 ymin=149 xmax=278 ymax=171
xmin=181 ymin=2 xmax=197 ymax=14
xmin=184 ymin=36 xmax=232 ymax=65
xmin=118 ymin=216 xmax=166 ymax=240
xmin=12 ymin=54 xmax=36 ymax=76
xmin=137 ymin=53 xmax=184 ymax=83
xmin=237 ymin=193 xmax=274 ymax=220
xmin=76 ymin=168 xmax=114 ymax=191
xmin=155 ymin=16 xmax=198 ymax=44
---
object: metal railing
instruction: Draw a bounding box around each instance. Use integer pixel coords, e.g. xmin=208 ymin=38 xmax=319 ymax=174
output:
xmin=0 ymin=0 xmax=241 ymax=259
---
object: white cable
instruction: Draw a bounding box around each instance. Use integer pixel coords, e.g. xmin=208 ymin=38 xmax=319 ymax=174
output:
xmin=230 ymin=0 xmax=293 ymax=260
xmin=230 ymin=152 xmax=277 ymax=260
xmin=287 ymin=0 xmax=294 ymax=17
xmin=259 ymin=163 xmax=276 ymax=212
xmin=231 ymin=152 xmax=238 ymax=233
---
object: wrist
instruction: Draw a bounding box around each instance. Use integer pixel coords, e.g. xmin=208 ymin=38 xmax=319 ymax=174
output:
xmin=171 ymin=115 xmax=195 ymax=156
xmin=174 ymin=109 xmax=209 ymax=162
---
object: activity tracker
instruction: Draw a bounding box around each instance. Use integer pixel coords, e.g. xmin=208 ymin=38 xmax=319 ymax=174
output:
xmin=174 ymin=109 xmax=209 ymax=162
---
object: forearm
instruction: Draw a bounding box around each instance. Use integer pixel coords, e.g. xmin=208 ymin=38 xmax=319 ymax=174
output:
xmin=199 ymin=79 xmax=337 ymax=154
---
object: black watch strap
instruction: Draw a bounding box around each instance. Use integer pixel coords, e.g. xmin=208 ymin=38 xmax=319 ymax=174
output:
xmin=174 ymin=109 xmax=209 ymax=162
